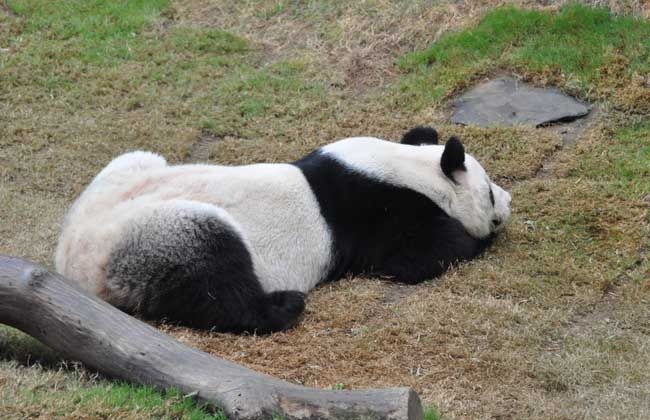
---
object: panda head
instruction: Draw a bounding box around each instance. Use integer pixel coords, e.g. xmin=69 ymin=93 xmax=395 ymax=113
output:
xmin=401 ymin=127 xmax=512 ymax=239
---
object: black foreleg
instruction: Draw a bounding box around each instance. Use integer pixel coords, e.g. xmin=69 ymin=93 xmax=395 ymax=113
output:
xmin=377 ymin=218 xmax=494 ymax=284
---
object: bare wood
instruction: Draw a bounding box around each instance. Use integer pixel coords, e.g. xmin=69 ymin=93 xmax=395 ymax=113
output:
xmin=0 ymin=255 xmax=423 ymax=420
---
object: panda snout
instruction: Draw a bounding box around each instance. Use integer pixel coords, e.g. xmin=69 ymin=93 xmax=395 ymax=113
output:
xmin=491 ymin=216 xmax=508 ymax=233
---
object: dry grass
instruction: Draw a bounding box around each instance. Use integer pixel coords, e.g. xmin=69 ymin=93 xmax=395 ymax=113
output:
xmin=173 ymin=0 xmax=650 ymax=94
xmin=159 ymin=121 xmax=649 ymax=418
xmin=1 ymin=0 xmax=649 ymax=419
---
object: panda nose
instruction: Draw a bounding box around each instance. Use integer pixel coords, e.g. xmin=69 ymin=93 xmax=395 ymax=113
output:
xmin=492 ymin=218 xmax=501 ymax=227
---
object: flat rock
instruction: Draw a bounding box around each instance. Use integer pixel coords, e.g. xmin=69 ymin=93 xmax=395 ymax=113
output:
xmin=451 ymin=76 xmax=589 ymax=127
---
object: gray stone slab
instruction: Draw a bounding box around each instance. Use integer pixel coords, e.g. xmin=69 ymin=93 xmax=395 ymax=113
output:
xmin=450 ymin=76 xmax=589 ymax=127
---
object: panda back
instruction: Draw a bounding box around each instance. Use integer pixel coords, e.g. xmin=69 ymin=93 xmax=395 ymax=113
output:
xmin=56 ymin=155 xmax=334 ymax=295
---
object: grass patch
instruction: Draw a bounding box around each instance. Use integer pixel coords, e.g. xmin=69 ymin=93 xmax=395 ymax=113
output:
xmin=169 ymin=26 xmax=247 ymax=56
xmin=7 ymin=0 xmax=170 ymax=64
xmin=213 ymin=59 xmax=327 ymax=128
xmin=569 ymin=121 xmax=650 ymax=197
xmin=424 ymin=405 xmax=442 ymax=420
xmin=0 ymin=0 xmax=325 ymax=197
xmin=76 ymin=384 xmax=225 ymax=419
xmin=0 ymin=362 xmax=225 ymax=419
xmin=397 ymin=3 xmax=650 ymax=110
xmin=0 ymin=326 xmax=224 ymax=419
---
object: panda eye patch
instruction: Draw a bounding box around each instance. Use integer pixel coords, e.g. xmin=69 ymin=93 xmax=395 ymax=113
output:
xmin=489 ymin=186 xmax=495 ymax=206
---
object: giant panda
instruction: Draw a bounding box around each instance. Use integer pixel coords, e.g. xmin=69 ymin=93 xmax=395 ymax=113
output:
xmin=55 ymin=126 xmax=511 ymax=334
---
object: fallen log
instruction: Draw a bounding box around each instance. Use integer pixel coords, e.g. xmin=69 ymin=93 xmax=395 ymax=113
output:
xmin=0 ymin=255 xmax=423 ymax=419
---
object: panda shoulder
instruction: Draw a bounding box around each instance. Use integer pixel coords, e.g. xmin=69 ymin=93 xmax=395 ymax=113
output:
xmin=320 ymin=137 xmax=397 ymax=164
xmin=319 ymin=136 xmax=414 ymax=175
xmin=321 ymin=137 xmax=386 ymax=154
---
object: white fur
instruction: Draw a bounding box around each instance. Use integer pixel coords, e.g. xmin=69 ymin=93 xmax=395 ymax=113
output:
xmin=56 ymin=154 xmax=333 ymax=294
xmin=322 ymin=137 xmax=511 ymax=239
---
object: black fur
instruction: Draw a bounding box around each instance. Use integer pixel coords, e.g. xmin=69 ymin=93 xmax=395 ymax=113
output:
xmin=293 ymin=152 xmax=492 ymax=284
xmin=401 ymin=126 xmax=439 ymax=146
xmin=104 ymin=136 xmax=493 ymax=333
xmin=441 ymin=136 xmax=466 ymax=182
xmin=106 ymin=213 xmax=304 ymax=334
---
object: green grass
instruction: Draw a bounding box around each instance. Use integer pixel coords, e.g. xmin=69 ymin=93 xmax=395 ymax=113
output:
xmin=14 ymin=378 xmax=227 ymax=419
xmin=2 ymin=0 xmax=249 ymax=98
xmin=424 ymin=405 xmax=442 ymax=420
xmin=0 ymin=0 xmax=326 ymax=197
xmin=213 ymin=59 xmax=327 ymax=126
xmin=0 ymin=326 xmax=224 ymax=419
xmin=396 ymin=3 xmax=650 ymax=109
xmin=570 ymin=121 xmax=650 ymax=197
xmin=7 ymin=0 xmax=170 ymax=64
xmin=76 ymin=384 xmax=226 ymax=420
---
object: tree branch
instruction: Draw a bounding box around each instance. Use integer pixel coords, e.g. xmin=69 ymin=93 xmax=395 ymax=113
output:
xmin=0 ymin=255 xmax=423 ymax=419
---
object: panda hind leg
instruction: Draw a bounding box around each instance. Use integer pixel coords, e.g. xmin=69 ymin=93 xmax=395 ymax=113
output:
xmin=105 ymin=201 xmax=305 ymax=334
xmin=94 ymin=151 xmax=167 ymax=183
xmin=255 ymin=290 xmax=306 ymax=333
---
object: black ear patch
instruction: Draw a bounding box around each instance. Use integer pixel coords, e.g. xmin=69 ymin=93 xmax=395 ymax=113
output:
xmin=401 ymin=126 xmax=438 ymax=146
xmin=441 ymin=136 xmax=466 ymax=181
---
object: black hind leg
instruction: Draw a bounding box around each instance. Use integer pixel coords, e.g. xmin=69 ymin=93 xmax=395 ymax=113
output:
xmin=256 ymin=290 xmax=306 ymax=333
xmin=105 ymin=204 xmax=305 ymax=334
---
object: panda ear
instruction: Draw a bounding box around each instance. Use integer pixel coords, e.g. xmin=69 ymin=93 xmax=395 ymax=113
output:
xmin=441 ymin=136 xmax=466 ymax=181
xmin=401 ymin=126 xmax=438 ymax=146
